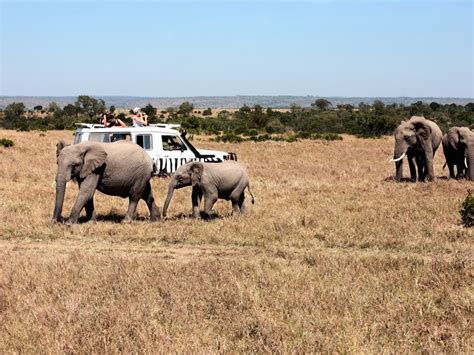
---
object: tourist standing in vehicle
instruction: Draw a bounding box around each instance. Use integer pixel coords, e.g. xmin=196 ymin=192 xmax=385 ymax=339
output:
xmin=107 ymin=115 xmax=127 ymax=128
xmin=99 ymin=111 xmax=109 ymax=126
xmin=132 ymin=107 xmax=148 ymax=127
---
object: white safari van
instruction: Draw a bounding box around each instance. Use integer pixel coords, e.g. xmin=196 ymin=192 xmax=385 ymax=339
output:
xmin=73 ymin=123 xmax=237 ymax=176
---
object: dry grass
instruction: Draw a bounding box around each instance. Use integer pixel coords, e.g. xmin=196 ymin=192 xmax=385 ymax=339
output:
xmin=0 ymin=130 xmax=472 ymax=353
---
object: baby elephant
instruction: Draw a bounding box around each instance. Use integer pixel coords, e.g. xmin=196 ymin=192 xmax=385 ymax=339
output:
xmin=162 ymin=161 xmax=254 ymax=219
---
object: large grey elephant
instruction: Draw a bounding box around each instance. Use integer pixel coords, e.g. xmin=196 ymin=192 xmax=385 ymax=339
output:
xmin=391 ymin=116 xmax=442 ymax=182
xmin=52 ymin=140 xmax=160 ymax=223
xmin=442 ymin=126 xmax=474 ymax=180
xmin=162 ymin=161 xmax=254 ymax=219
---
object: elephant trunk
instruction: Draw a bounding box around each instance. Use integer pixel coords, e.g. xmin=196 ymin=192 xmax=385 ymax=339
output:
xmin=52 ymin=180 xmax=67 ymax=222
xmin=393 ymin=140 xmax=407 ymax=181
xmin=162 ymin=185 xmax=175 ymax=218
xmin=393 ymin=140 xmax=408 ymax=161
xmin=52 ymin=172 xmax=71 ymax=222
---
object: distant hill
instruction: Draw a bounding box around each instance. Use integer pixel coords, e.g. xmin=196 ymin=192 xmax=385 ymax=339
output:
xmin=0 ymin=95 xmax=472 ymax=110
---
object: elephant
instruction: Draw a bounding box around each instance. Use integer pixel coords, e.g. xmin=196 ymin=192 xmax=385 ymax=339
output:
xmin=162 ymin=161 xmax=255 ymax=219
xmin=391 ymin=116 xmax=442 ymax=182
xmin=52 ymin=140 xmax=160 ymax=223
xmin=442 ymin=126 xmax=474 ymax=180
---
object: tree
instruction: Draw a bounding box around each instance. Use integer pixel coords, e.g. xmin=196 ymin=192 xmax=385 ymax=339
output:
xmin=142 ymin=103 xmax=157 ymax=117
xmin=5 ymin=102 xmax=26 ymax=116
xmin=178 ymin=101 xmax=194 ymax=117
xmin=33 ymin=105 xmax=43 ymax=111
xmin=290 ymin=103 xmax=302 ymax=114
xmin=202 ymin=108 xmax=212 ymax=116
xmin=429 ymin=102 xmax=441 ymax=111
xmin=249 ymin=105 xmax=268 ymax=128
xmin=63 ymin=104 xmax=79 ymax=117
xmin=372 ymin=100 xmax=386 ymax=115
xmin=311 ymin=99 xmax=332 ymax=110
xmin=48 ymin=102 xmax=61 ymax=113
xmin=75 ymin=95 xmax=106 ymax=119
xmin=358 ymin=102 xmax=371 ymax=113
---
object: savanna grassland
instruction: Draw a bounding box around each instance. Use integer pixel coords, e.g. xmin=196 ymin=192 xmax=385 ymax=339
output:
xmin=0 ymin=129 xmax=472 ymax=353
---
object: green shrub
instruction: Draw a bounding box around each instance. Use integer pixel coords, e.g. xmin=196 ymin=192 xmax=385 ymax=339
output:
xmin=313 ymin=133 xmax=343 ymax=141
xmin=460 ymin=190 xmax=474 ymax=227
xmin=0 ymin=138 xmax=14 ymax=147
xmin=212 ymin=133 xmax=244 ymax=143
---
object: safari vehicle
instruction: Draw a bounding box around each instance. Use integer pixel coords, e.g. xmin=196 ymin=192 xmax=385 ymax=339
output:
xmin=73 ymin=123 xmax=237 ymax=175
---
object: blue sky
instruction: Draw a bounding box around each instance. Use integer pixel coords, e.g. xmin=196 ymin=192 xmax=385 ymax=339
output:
xmin=1 ymin=0 xmax=472 ymax=97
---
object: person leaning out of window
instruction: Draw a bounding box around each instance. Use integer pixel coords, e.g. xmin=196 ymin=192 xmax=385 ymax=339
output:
xmin=132 ymin=107 xmax=148 ymax=127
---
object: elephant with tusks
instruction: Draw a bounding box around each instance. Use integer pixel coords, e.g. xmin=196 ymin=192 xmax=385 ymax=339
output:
xmin=391 ymin=116 xmax=442 ymax=182
xmin=442 ymin=126 xmax=474 ymax=180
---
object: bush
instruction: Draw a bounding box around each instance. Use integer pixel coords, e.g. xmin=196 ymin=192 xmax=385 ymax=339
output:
xmin=0 ymin=138 xmax=14 ymax=147
xmin=212 ymin=133 xmax=244 ymax=143
xmin=460 ymin=190 xmax=474 ymax=227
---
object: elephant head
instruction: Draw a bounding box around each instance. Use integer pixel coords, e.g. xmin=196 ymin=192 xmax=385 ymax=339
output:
xmin=392 ymin=116 xmax=439 ymax=181
xmin=447 ymin=127 xmax=474 ymax=180
xmin=52 ymin=141 xmax=107 ymax=222
xmin=392 ymin=116 xmax=432 ymax=161
xmin=162 ymin=161 xmax=203 ymax=218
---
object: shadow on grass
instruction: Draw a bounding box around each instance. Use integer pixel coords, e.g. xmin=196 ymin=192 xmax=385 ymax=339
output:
xmin=164 ymin=211 xmax=226 ymax=222
xmin=384 ymin=176 xmax=451 ymax=183
xmin=77 ymin=213 xmax=150 ymax=224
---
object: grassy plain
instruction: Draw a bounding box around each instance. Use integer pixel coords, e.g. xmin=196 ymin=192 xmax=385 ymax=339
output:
xmin=0 ymin=129 xmax=472 ymax=353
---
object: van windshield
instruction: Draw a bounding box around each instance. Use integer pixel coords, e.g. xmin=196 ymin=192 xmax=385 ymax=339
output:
xmin=162 ymin=135 xmax=187 ymax=151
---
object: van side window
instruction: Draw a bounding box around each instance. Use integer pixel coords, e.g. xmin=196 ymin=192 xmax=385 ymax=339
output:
xmin=162 ymin=135 xmax=186 ymax=151
xmin=136 ymin=134 xmax=153 ymax=150
xmin=89 ymin=133 xmax=110 ymax=143
xmin=111 ymin=133 xmax=131 ymax=142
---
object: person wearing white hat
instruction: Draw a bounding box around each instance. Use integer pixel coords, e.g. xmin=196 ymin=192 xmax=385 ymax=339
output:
xmin=132 ymin=107 xmax=148 ymax=127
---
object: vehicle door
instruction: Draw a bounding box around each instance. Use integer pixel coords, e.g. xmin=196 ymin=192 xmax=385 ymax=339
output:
xmin=157 ymin=134 xmax=195 ymax=174
xmin=134 ymin=132 xmax=154 ymax=160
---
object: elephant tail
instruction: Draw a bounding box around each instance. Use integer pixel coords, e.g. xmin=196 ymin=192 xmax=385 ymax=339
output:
xmin=247 ymin=184 xmax=255 ymax=204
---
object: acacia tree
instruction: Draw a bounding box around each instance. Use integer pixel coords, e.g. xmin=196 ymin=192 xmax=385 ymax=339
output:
xmin=311 ymin=99 xmax=332 ymax=110
xmin=75 ymin=95 xmax=106 ymax=119
xmin=178 ymin=101 xmax=194 ymax=117
xmin=5 ymin=102 xmax=26 ymax=116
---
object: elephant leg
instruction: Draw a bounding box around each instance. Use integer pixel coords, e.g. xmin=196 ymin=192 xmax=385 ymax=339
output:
xmin=447 ymin=161 xmax=456 ymax=179
xmin=237 ymin=192 xmax=246 ymax=214
xmin=231 ymin=198 xmax=240 ymax=215
xmin=191 ymin=186 xmax=203 ymax=218
xmin=456 ymin=156 xmax=465 ymax=179
xmin=407 ymin=156 xmax=417 ymax=182
xmin=141 ymin=181 xmax=160 ymax=221
xmin=123 ymin=197 xmax=140 ymax=223
xmin=395 ymin=160 xmax=403 ymax=181
xmin=415 ymin=155 xmax=425 ymax=182
xmin=202 ymin=194 xmax=218 ymax=219
xmin=85 ymin=198 xmax=96 ymax=222
xmin=68 ymin=175 xmax=99 ymax=224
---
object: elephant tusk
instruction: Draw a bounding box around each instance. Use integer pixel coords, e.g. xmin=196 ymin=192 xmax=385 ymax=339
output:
xmin=390 ymin=152 xmax=406 ymax=162
xmin=465 ymin=157 xmax=468 ymax=169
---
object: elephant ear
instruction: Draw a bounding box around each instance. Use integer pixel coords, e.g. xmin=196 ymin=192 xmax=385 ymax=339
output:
xmin=80 ymin=145 xmax=107 ymax=179
xmin=190 ymin=162 xmax=204 ymax=186
xmin=447 ymin=128 xmax=461 ymax=150
xmin=457 ymin=128 xmax=471 ymax=146
xmin=413 ymin=118 xmax=431 ymax=141
xmin=56 ymin=140 xmax=69 ymax=158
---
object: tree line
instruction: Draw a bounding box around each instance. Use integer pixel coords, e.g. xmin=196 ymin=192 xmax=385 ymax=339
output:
xmin=1 ymin=95 xmax=473 ymax=140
